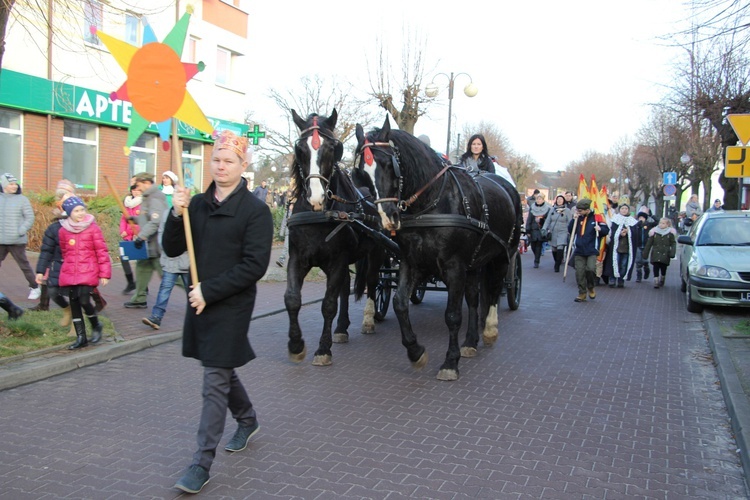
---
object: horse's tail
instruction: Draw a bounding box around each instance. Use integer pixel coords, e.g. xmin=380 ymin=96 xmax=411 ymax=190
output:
xmin=354 ymin=256 xmax=368 ymax=301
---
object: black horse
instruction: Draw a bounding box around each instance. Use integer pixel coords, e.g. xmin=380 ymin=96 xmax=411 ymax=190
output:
xmin=354 ymin=117 xmax=522 ymax=380
xmin=285 ymin=109 xmax=386 ymax=366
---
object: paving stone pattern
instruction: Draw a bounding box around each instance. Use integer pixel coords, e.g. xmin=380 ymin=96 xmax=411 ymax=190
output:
xmin=0 ymin=251 xmax=747 ymax=498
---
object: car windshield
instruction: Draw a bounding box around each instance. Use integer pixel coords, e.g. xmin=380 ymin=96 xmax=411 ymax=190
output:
xmin=696 ymin=218 xmax=750 ymax=246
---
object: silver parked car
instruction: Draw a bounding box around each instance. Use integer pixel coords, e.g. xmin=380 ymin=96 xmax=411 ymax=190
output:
xmin=678 ymin=210 xmax=750 ymax=313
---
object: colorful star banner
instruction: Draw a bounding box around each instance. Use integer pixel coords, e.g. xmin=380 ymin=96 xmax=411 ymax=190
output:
xmin=92 ymin=7 xmax=214 ymax=154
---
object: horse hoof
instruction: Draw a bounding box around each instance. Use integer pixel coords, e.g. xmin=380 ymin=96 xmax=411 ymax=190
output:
xmin=411 ymin=351 xmax=428 ymax=371
xmin=360 ymin=324 xmax=375 ymax=335
xmin=333 ymin=333 xmax=349 ymax=344
xmin=436 ymin=369 xmax=458 ymax=381
xmin=288 ymin=346 xmax=307 ymax=363
xmin=312 ymin=354 xmax=332 ymax=366
xmin=482 ymin=332 xmax=498 ymax=347
xmin=460 ymin=347 xmax=477 ymax=358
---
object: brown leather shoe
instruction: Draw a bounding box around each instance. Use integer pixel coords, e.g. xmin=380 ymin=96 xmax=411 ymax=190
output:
xmin=574 ymin=293 xmax=587 ymax=302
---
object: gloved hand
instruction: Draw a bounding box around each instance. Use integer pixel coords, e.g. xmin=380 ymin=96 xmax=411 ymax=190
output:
xmin=133 ymin=237 xmax=144 ymax=249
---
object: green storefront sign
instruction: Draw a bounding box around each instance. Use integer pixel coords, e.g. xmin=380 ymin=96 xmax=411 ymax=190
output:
xmin=0 ymin=69 xmax=247 ymax=140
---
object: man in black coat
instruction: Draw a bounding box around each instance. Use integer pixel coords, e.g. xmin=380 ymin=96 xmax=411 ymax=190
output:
xmin=164 ymin=130 xmax=273 ymax=494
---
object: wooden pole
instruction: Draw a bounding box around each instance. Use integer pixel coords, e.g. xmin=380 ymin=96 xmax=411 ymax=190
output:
xmin=103 ymin=175 xmax=136 ymax=231
xmin=171 ymin=121 xmax=199 ymax=285
xmin=562 ymin=219 xmax=576 ymax=282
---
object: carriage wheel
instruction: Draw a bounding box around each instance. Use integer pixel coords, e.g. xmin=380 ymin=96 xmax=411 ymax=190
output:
xmin=410 ymin=282 xmax=426 ymax=304
xmin=506 ymin=252 xmax=522 ymax=310
xmin=374 ymin=275 xmax=391 ymax=322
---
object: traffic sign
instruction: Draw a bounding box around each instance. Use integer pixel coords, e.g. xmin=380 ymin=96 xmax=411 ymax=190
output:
xmin=663 ymin=172 xmax=677 ymax=185
xmin=727 ymin=114 xmax=750 ymax=145
xmin=663 ymin=184 xmax=676 ymax=196
xmin=725 ymin=146 xmax=750 ymax=178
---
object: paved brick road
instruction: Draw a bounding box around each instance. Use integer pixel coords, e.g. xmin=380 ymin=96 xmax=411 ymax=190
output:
xmin=0 ymin=251 xmax=747 ymax=498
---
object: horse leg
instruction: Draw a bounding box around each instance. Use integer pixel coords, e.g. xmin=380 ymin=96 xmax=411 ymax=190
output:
xmin=313 ymin=265 xmax=347 ymax=366
xmin=360 ymin=248 xmax=383 ymax=335
xmin=460 ymin=271 xmax=480 ymax=358
xmin=436 ymin=268 xmax=465 ymax=381
xmin=393 ymin=264 xmax=427 ymax=370
xmin=333 ymin=271 xmax=351 ymax=344
xmin=482 ymin=259 xmax=508 ymax=347
xmin=285 ymin=258 xmax=309 ymax=363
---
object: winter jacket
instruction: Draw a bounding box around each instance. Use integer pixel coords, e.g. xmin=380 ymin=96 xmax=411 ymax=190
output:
xmin=137 ymin=184 xmax=168 ymax=258
xmin=36 ymin=218 xmax=65 ymax=287
xmin=541 ymin=206 xmax=572 ymax=249
xmin=526 ymin=202 xmax=552 ymax=243
xmin=643 ymin=228 xmax=677 ymax=265
xmin=119 ymin=197 xmax=141 ymax=241
xmin=0 ymin=191 xmax=34 ymax=245
xmin=58 ymin=215 xmax=112 ymax=287
xmin=568 ymin=212 xmax=609 ymax=257
xmin=162 ymin=178 xmax=273 ymax=369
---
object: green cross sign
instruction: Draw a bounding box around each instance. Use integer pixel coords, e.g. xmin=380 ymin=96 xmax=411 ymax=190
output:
xmin=246 ymin=124 xmax=266 ymax=145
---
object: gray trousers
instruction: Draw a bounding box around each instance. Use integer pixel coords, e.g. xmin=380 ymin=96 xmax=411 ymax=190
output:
xmin=0 ymin=244 xmax=37 ymax=288
xmin=193 ymin=367 xmax=256 ymax=471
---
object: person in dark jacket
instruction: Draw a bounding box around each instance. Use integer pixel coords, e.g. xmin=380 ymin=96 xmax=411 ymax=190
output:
xmin=643 ymin=217 xmax=678 ymax=288
xmin=164 ymin=130 xmax=273 ymax=494
xmin=568 ymin=198 xmax=609 ymax=302
xmin=525 ymin=193 xmax=552 ymax=268
xmin=633 ymin=211 xmax=655 ymax=283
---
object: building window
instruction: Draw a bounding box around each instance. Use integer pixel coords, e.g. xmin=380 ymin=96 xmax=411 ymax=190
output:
xmin=83 ymin=1 xmax=103 ymax=46
xmin=215 ymin=47 xmax=232 ymax=86
xmin=0 ymin=109 xmax=22 ymax=182
xmin=128 ymin=133 xmax=157 ymax=178
xmin=125 ymin=14 xmax=141 ymax=46
xmin=63 ymin=120 xmax=98 ymax=190
xmin=187 ymin=36 xmax=199 ymax=63
xmin=182 ymin=140 xmax=203 ymax=192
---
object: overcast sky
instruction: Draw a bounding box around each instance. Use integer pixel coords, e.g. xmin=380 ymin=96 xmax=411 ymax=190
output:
xmin=246 ymin=1 xmax=688 ymax=172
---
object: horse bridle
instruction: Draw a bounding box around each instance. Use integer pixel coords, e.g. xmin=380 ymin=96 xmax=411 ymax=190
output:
xmin=296 ymin=117 xmax=347 ymax=203
xmin=359 ymin=137 xmax=452 ymax=212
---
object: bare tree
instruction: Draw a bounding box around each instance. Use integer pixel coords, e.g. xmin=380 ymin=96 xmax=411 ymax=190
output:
xmin=506 ymin=153 xmax=540 ymax=195
xmin=0 ymin=0 xmax=16 ymax=72
xmin=678 ymin=0 xmax=750 ymax=47
xmin=366 ymin=28 xmax=433 ymax=134
xmin=256 ymin=75 xmax=377 ymax=164
xmin=564 ymin=150 xmax=618 ymax=194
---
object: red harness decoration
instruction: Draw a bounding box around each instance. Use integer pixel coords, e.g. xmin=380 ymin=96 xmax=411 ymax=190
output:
xmin=311 ymin=117 xmax=320 ymax=150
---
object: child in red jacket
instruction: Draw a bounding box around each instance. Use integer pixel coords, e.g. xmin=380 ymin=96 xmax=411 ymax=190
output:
xmin=58 ymin=197 xmax=111 ymax=349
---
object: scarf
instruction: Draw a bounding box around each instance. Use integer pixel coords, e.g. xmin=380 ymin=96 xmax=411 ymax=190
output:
xmin=650 ymin=226 xmax=677 ymax=237
xmin=529 ymin=202 xmax=550 ymax=218
xmin=60 ymin=213 xmax=95 ymax=234
xmin=124 ymin=195 xmax=142 ymax=208
xmin=161 ymin=185 xmax=175 ymax=196
xmin=610 ymin=213 xmax=637 ymax=227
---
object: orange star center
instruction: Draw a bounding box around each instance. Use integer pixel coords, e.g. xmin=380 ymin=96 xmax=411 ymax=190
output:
xmin=128 ymin=43 xmax=186 ymax=122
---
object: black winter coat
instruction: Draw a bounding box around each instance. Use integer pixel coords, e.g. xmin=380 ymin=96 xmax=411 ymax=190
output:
xmin=162 ymin=179 xmax=273 ymax=368
xmin=35 ymin=218 xmax=65 ymax=287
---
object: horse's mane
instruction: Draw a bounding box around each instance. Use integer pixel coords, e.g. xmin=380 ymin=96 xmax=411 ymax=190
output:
xmin=370 ymin=127 xmax=444 ymax=196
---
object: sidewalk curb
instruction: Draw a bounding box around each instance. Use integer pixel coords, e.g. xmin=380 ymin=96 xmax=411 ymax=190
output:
xmin=0 ymin=300 xmax=322 ymax=392
xmin=704 ymin=313 xmax=750 ymax=491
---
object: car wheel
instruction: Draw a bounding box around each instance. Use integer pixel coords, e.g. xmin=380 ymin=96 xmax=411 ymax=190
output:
xmin=680 ymin=275 xmax=687 ymax=293
xmin=686 ymin=284 xmax=703 ymax=313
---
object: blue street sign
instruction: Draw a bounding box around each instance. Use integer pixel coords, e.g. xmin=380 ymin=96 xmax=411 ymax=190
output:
xmin=663 ymin=172 xmax=677 ymax=185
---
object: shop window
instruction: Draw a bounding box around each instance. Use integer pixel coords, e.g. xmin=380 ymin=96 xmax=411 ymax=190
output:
xmin=0 ymin=109 xmax=22 ymax=182
xmin=83 ymin=1 xmax=103 ymax=46
xmin=182 ymin=140 xmax=203 ymax=192
xmin=128 ymin=133 xmax=157 ymax=178
xmin=63 ymin=121 xmax=98 ymax=190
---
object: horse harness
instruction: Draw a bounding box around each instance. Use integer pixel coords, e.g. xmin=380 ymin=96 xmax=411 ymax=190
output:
xmin=359 ymin=138 xmax=511 ymax=267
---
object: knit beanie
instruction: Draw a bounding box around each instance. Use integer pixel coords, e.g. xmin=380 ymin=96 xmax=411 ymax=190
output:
xmin=56 ymin=179 xmax=76 ymax=196
xmin=62 ymin=196 xmax=86 ymax=216
xmin=0 ymin=173 xmax=18 ymax=190
xmin=162 ymin=171 xmax=178 ymax=183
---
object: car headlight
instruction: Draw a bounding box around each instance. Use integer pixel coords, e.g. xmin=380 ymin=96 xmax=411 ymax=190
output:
xmin=695 ymin=265 xmax=732 ymax=279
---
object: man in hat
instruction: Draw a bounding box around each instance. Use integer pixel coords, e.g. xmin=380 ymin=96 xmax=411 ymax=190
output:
xmin=124 ymin=172 xmax=167 ymax=309
xmin=707 ymin=198 xmax=724 ymax=212
xmin=164 ymin=130 xmax=273 ymax=494
xmin=0 ymin=173 xmax=40 ymax=300
xmin=568 ymin=198 xmax=609 ymax=302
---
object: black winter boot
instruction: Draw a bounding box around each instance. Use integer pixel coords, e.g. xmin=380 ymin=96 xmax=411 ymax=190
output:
xmin=88 ymin=315 xmax=103 ymax=344
xmin=68 ymin=319 xmax=88 ymax=350
xmin=27 ymin=284 xmax=50 ymax=311
xmin=644 ymin=266 xmax=650 ymax=279
xmin=122 ymin=273 xmax=136 ymax=295
xmin=0 ymin=296 xmax=24 ymax=320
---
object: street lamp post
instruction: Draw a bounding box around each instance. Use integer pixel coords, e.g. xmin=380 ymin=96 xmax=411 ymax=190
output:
xmin=609 ymin=175 xmax=630 ymax=199
xmin=425 ymin=72 xmax=478 ymax=158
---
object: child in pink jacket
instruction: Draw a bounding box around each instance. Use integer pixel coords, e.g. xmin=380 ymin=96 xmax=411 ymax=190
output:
xmin=58 ymin=197 xmax=111 ymax=349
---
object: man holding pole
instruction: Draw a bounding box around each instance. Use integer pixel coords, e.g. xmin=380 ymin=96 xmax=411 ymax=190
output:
xmin=123 ymin=172 xmax=167 ymax=309
xmin=164 ymin=130 xmax=273 ymax=494
xmin=567 ymin=199 xmax=609 ymax=303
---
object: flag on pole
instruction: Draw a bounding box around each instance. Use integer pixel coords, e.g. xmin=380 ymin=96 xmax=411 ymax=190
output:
xmin=577 ymin=174 xmax=589 ymax=202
